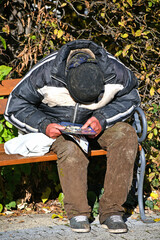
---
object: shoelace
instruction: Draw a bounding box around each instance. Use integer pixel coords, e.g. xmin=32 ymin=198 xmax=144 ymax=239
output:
xmin=110 ymin=215 xmax=123 ymax=223
xmin=74 ymin=216 xmax=88 ymax=222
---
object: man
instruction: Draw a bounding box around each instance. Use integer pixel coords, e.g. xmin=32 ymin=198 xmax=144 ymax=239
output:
xmin=5 ymin=40 xmax=140 ymax=233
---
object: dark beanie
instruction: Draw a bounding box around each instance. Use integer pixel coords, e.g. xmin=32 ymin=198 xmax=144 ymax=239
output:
xmin=66 ymin=53 xmax=104 ymax=104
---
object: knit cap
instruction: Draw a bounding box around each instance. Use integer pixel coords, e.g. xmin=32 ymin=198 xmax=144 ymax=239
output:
xmin=66 ymin=52 xmax=104 ymax=104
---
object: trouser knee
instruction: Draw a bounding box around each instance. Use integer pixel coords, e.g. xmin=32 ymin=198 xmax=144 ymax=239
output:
xmin=51 ymin=135 xmax=88 ymax=165
xmin=118 ymin=122 xmax=138 ymax=143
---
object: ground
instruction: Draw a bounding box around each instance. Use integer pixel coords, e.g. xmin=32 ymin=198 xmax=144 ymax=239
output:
xmin=0 ymin=199 xmax=160 ymax=240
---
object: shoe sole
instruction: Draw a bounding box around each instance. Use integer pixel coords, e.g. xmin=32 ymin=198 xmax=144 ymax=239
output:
xmin=71 ymin=228 xmax=91 ymax=233
xmin=102 ymin=224 xmax=128 ymax=233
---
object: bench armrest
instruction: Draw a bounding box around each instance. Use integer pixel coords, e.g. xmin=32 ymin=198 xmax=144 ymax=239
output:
xmin=132 ymin=106 xmax=147 ymax=143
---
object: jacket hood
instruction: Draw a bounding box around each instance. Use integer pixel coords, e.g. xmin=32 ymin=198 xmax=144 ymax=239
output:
xmin=51 ymin=39 xmax=109 ymax=82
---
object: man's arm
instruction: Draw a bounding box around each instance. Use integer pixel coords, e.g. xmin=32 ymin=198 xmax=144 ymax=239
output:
xmin=4 ymin=77 xmax=58 ymax=134
xmin=93 ymin=88 xmax=140 ymax=131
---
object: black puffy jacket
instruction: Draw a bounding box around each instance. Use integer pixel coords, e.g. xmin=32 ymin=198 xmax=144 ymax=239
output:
xmin=4 ymin=40 xmax=140 ymax=134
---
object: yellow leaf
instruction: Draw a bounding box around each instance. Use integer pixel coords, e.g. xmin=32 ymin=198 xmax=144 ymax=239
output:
xmin=127 ymin=0 xmax=133 ymax=7
xmin=2 ymin=25 xmax=10 ymax=34
xmin=150 ymin=192 xmax=159 ymax=200
xmin=121 ymin=33 xmax=128 ymax=38
xmin=156 ymin=121 xmax=160 ymax=128
xmin=142 ymin=31 xmax=150 ymax=36
xmin=118 ymin=21 xmax=125 ymax=27
xmin=153 ymin=128 xmax=158 ymax=136
xmin=146 ymin=45 xmax=152 ymax=50
xmin=130 ymin=54 xmax=134 ymax=61
xmin=0 ymin=14 xmax=7 ymax=20
xmin=126 ymin=11 xmax=133 ymax=18
xmin=57 ymin=29 xmax=64 ymax=38
xmin=52 ymin=214 xmax=63 ymax=219
xmin=147 ymin=126 xmax=152 ymax=131
xmin=149 ymin=172 xmax=155 ymax=181
xmin=124 ymin=44 xmax=131 ymax=51
xmin=115 ymin=50 xmax=122 ymax=57
xmin=141 ymin=60 xmax=146 ymax=70
xmin=41 ymin=187 xmax=51 ymax=204
xmin=150 ymin=86 xmax=155 ymax=96
xmin=154 ymin=218 xmax=160 ymax=222
xmin=148 ymin=132 xmax=153 ymax=140
xmin=148 ymin=107 xmax=153 ymax=111
xmin=61 ymin=3 xmax=67 ymax=7
xmin=128 ymin=26 xmax=135 ymax=36
xmin=122 ymin=45 xmax=131 ymax=57
xmin=135 ymin=30 xmax=142 ymax=37
xmin=54 ymin=29 xmax=58 ymax=35
xmin=101 ymin=12 xmax=105 ymax=18
xmin=154 ymin=205 xmax=160 ymax=210
xmin=155 ymin=78 xmax=160 ymax=83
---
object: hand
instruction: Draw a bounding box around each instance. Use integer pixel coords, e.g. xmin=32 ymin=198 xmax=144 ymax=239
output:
xmin=46 ymin=123 xmax=65 ymax=139
xmin=82 ymin=117 xmax=102 ymax=138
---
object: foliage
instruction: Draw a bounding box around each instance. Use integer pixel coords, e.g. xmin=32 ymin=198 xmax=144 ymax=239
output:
xmin=144 ymin=103 xmax=160 ymax=191
xmin=0 ymin=0 xmax=159 ymax=212
xmin=0 ymin=163 xmax=61 ymax=210
xmin=58 ymin=192 xmax=65 ymax=210
xmin=0 ymin=117 xmax=18 ymax=143
xmin=0 ymin=65 xmax=12 ymax=81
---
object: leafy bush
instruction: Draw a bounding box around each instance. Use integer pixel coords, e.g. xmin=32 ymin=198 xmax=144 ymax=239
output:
xmin=0 ymin=117 xmax=18 ymax=144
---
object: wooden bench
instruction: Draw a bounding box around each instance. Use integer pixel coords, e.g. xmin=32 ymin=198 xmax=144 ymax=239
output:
xmin=0 ymin=78 xmax=148 ymax=222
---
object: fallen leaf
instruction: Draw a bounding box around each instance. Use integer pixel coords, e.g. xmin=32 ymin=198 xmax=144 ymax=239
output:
xmin=41 ymin=187 xmax=51 ymax=204
xmin=154 ymin=218 xmax=160 ymax=222
xmin=52 ymin=213 xmax=63 ymax=219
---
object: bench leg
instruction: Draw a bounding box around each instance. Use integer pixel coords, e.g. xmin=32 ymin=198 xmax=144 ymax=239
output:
xmin=138 ymin=147 xmax=154 ymax=223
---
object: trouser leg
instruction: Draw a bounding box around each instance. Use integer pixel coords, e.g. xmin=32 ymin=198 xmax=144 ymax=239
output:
xmin=97 ymin=122 xmax=138 ymax=224
xmin=51 ymin=135 xmax=91 ymax=220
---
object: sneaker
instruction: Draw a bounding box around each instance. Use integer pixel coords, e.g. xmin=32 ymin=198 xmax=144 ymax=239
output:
xmin=102 ymin=215 xmax=128 ymax=233
xmin=70 ymin=215 xmax=90 ymax=233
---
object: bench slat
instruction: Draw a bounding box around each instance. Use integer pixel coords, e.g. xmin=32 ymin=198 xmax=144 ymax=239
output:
xmin=0 ymin=79 xmax=22 ymax=114
xmin=0 ymin=79 xmax=21 ymax=96
xmin=0 ymin=99 xmax=8 ymax=115
xmin=0 ymin=151 xmax=58 ymax=166
xmin=0 ymin=143 xmax=107 ymax=166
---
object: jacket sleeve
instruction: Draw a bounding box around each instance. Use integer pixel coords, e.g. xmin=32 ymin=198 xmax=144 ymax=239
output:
xmin=93 ymin=62 xmax=141 ymax=130
xmin=4 ymin=76 xmax=58 ymax=134
xmin=93 ymin=88 xmax=140 ymax=130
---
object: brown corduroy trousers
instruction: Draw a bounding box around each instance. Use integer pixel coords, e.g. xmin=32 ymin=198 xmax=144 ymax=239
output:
xmin=51 ymin=122 xmax=138 ymax=224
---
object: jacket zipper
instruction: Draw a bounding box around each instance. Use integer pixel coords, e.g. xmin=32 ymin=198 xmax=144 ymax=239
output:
xmin=51 ymin=74 xmax=79 ymax=124
xmin=72 ymin=103 xmax=79 ymax=123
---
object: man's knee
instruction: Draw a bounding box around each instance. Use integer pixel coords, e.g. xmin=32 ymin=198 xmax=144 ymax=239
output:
xmin=52 ymin=135 xmax=85 ymax=163
xmin=62 ymin=140 xmax=80 ymax=157
xmin=116 ymin=122 xmax=137 ymax=141
xmin=115 ymin=122 xmax=138 ymax=162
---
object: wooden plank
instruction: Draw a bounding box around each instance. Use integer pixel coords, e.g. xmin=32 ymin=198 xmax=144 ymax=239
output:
xmin=0 ymin=144 xmax=5 ymax=152
xmin=0 ymin=143 xmax=107 ymax=166
xmin=0 ymin=79 xmax=21 ymax=96
xmin=0 ymin=99 xmax=8 ymax=115
xmin=89 ymin=149 xmax=107 ymax=157
xmin=0 ymin=151 xmax=58 ymax=166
